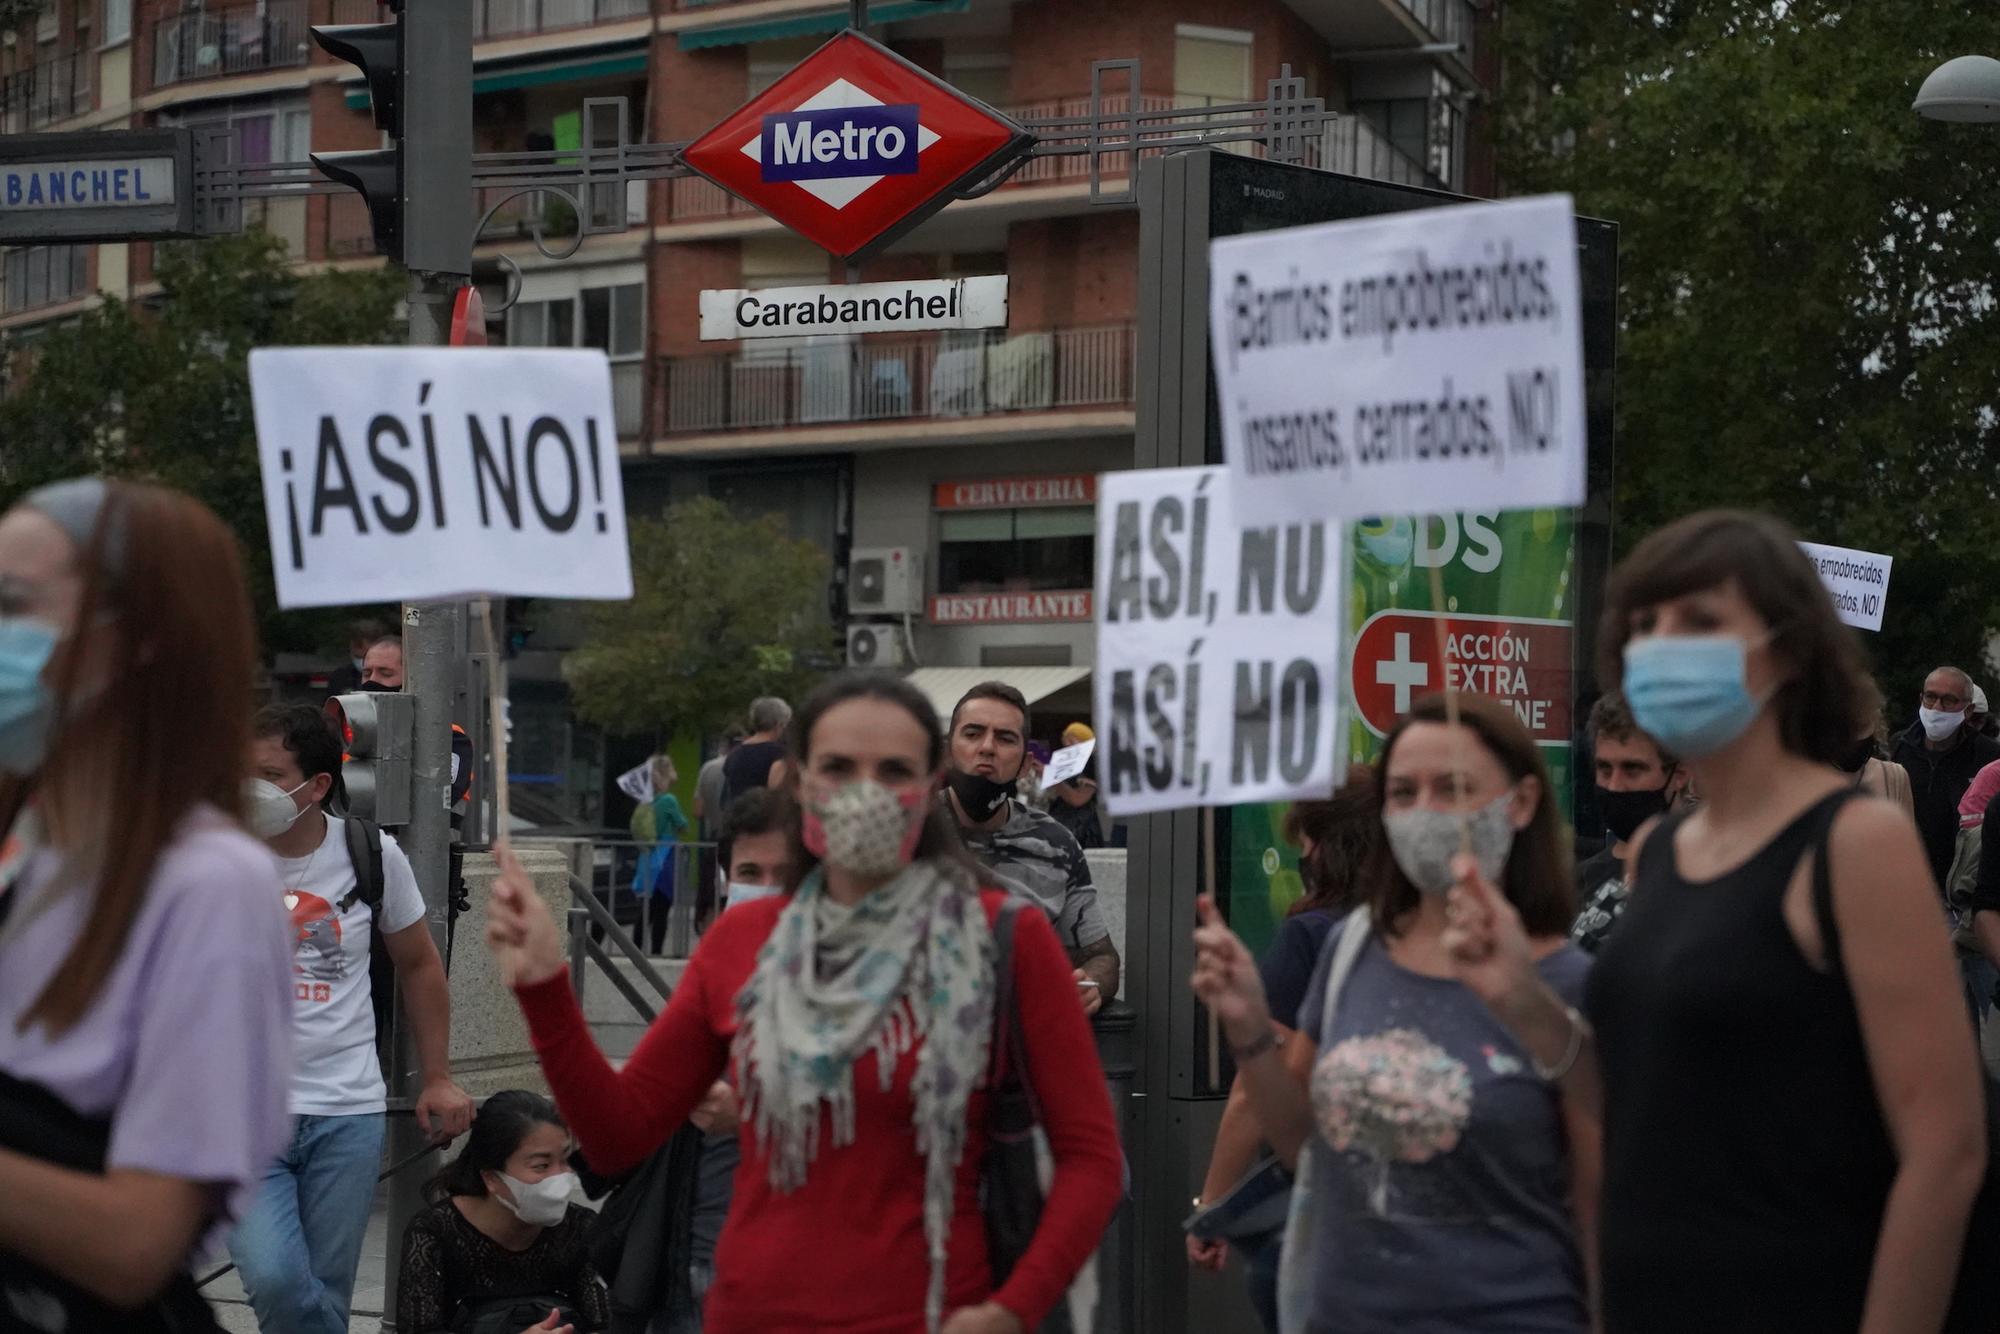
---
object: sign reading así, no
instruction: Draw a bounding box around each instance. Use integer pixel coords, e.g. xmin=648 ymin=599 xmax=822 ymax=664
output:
xmin=250 ymin=348 xmax=634 ymax=609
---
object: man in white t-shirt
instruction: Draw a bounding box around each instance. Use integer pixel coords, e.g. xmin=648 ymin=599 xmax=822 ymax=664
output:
xmin=230 ymin=704 xmax=474 ymax=1334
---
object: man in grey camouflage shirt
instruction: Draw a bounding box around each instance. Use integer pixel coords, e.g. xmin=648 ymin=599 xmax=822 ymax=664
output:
xmin=944 ymin=681 xmax=1120 ymax=1013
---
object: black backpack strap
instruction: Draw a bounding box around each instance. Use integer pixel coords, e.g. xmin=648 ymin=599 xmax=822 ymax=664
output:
xmin=1805 ymin=789 xmax=1870 ymax=981
xmin=342 ymin=817 xmax=386 ymax=912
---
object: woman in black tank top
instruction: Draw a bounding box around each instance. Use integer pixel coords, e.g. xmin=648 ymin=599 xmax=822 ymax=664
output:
xmin=1435 ymin=511 xmax=1985 ymax=1334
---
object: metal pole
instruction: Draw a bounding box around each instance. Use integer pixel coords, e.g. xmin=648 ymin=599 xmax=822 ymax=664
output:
xmin=381 ymin=0 xmax=473 ymax=1307
xmin=383 ymin=283 xmax=461 ymax=1323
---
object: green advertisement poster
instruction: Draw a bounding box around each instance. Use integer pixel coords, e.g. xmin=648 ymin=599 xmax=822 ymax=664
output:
xmin=1228 ymin=508 xmax=1578 ymax=955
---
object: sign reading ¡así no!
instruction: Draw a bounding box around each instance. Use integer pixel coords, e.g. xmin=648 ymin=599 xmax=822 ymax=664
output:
xmin=699 ymin=275 xmax=1006 ymax=340
xmin=1210 ymin=194 xmax=1587 ymax=526
xmin=249 ymin=348 xmax=634 ymax=609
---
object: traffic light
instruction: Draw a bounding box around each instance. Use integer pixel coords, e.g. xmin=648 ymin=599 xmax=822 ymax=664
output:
xmin=310 ymin=1 xmax=471 ymax=275
xmin=326 ymin=692 xmax=415 ymax=827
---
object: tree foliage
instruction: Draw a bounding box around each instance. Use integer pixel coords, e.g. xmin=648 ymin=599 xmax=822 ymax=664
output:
xmin=564 ymin=496 xmax=832 ymax=739
xmin=1499 ymin=1 xmax=2000 ymax=699
xmin=0 ymin=231 xmax=403 ymax=655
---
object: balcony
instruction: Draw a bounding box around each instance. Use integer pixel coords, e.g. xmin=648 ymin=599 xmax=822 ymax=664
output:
xmin=667 ymin=95 xmax=1366 ymax=224
xmin=1324 ymin=114 xmax=1438 ymax=191
xmin=153 ymin=0 xmax=311 ymax=89
xmin=660 ymin=324 xmax=1134 ymax=436
xmin=0 ymin=51 xmax=93 ymax=133
xmin=475 ymin=0 xmax=652 ymax=39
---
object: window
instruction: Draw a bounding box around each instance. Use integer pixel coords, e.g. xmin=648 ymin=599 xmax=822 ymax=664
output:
xmin=510 ymin=282 xmax=645 ymax=435
xmin=103 ymin=0 xmax=131 ymax=45
xmin=1174 ymin=25 xmax=1251 ymax=109
xmin=936 ymin=506 xmax=1094 ymax=596
xmin=1354 ymin=73 xmax=1462 ymax=189
xmin=2 ymin=246 xmax=89 ymax=314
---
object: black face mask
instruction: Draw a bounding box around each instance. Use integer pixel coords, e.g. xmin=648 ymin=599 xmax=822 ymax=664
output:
xmin=1835 ymin=738 xmax=1875 ymax=774
xmin=948 ymin=766 xmax=1014 ymax=822
xmin=1597 ymin=783 xmax=1672 ymax=843
xmin=358 ymin=680 xmax=396 ymax=693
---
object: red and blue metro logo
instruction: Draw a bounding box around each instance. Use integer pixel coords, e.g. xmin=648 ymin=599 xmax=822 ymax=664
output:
xmin=682 ymin=31 xmax=1030 ymax=260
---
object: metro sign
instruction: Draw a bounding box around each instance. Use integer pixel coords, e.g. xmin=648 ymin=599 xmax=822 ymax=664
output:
xmin=1351 ymin=610 xmax=1574 ymax=745
xmin=682 ymin=31 xmax=1031 ymax=260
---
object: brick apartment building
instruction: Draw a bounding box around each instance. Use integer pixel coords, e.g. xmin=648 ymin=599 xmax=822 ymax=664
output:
xmin=0 ymin=0 xmax=1495 ymax=823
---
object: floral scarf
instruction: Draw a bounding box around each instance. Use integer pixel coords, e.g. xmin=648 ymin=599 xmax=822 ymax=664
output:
xmin=734 ymin=857 xmax=994 ymax=1332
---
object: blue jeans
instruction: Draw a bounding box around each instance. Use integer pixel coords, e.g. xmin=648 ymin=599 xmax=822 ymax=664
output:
xmin=228 ymin=1112 xmax=385 ymax=1334
xmin=1965 ymin=954 xmax=1999 ymax=1035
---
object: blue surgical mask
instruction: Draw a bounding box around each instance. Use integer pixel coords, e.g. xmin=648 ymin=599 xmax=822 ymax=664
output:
xmin=1623 ymin=634 xmax=1770 ymax=759
xmin=0 ymin=620 xmax=57 ymax=776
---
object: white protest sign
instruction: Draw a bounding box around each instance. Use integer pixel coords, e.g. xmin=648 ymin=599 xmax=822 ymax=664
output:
xmin=250 ymin=348 xmax=633 ymax=608
xmin=1095 ymin=467 xmax=1345 ymax=816
xmin=615 ymin=760 xmax=655 ymax=805
xmin=1040 ymin=739 xmax=1095 ymax=790
xmin=1799 ymin=540 xmax=1893 ymax=632
xmin=1210 ymin=194 xmax=1586 ymax=525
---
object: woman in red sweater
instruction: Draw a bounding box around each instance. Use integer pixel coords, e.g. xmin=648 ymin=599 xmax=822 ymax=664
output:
xmin=487 ymin=671 xmax=1123 ymax=1334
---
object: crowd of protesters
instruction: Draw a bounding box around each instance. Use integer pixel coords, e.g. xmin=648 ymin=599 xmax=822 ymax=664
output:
xmin=1 ymin=478 xmax=1995 ymax=1334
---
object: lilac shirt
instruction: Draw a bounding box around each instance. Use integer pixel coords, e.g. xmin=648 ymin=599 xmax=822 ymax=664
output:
xmin=0 ymin=807 xmax=293 ymax=1231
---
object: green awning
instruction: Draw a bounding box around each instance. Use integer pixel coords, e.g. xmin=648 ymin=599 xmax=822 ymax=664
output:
xmin=345 ymin=50 xmax=649 ymax=109
xmin=677 ymin=0 xmax=969 ymax=50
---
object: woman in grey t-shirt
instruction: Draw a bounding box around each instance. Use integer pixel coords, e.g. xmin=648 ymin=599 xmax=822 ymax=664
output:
xmin=1194 ymin=693 xmax=1595 ymax=1334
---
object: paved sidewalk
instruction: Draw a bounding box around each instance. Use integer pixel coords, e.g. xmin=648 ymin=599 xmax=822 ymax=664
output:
xmin=203 ymin=1195 xmax=392 ymax=1334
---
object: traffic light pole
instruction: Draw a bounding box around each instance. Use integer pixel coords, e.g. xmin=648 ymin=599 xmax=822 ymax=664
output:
xmin=384 ymin=279 xmax=462 ymax=1329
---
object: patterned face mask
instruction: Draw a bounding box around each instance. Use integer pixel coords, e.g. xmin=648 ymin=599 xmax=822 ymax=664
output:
xmin=1381 ymin=791 xmax=1517 ymax=896
xmin=802 ymin=779 xmax=927 ymax=877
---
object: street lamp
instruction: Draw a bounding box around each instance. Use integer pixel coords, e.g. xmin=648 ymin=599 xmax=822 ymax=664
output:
xmin=1915 ymin=55 xmax=2000 ymax=123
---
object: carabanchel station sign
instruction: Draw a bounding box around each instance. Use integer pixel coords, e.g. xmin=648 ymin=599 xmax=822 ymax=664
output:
xmin=0 ymin=129 xmax=200 ymax=244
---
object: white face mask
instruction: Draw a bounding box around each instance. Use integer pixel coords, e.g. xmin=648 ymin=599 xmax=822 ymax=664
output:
xmin=245 ymin=777 xmax=311 ymax=840
xmin=1920 ymin=706 xmax=1966 ymax=743
xmin=725 ymin=881 xmax=783 ymax=911
xmin=494 ymin=1170 xmax=576 ymax=1227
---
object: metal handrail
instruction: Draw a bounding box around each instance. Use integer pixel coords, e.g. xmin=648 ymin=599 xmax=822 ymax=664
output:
xmin=567 ymin=872 xmax=674 ymax=1009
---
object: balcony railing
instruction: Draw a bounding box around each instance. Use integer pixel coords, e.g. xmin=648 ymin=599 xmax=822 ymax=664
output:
xmin=154 ymin=0 xmax=311 ymax=88
xmin=0 ymin=51 xmax=93 ymax=133
xmin=660 ymin=324 xmax=1134 ymax=436
xmin=667 ymin=95 xmax=1362 ymax=222
xmin=475 ymin=0 xmax=651 ymax=39
xmin=1324 ymin=115 xmax=1438 ymax=191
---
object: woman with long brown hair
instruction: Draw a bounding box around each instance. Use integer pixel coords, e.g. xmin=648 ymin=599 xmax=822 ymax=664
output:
xmin=487 ymin=670 xmax=1122 ymax=1334
xmin=1442 ymin=510 xmax=1986 ymax=1334
xmin=1192 ymin=694 xmax=1596 ymax=1334
xmin=0 ymin=478 xmax=293 ymax=1327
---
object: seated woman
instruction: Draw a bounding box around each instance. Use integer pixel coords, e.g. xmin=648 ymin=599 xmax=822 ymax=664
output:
xmin=396 ymin=1090 xmax=611 ymax=1334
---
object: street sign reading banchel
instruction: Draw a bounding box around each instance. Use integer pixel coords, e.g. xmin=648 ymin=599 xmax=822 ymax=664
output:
xmin=0 ymin=129 xmax=197 ymax=243
xmin=699 ymin=275 xmax=1007 ymax=339
xmin=682 ymin=31 xmax=1030 ymax=260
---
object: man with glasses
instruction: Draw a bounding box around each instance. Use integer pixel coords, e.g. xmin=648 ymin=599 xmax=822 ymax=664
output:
xmin=1894 ymin=666 xmax=2000 ymax=890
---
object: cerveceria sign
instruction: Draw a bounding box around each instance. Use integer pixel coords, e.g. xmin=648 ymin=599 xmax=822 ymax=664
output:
xmin=681 ymin=31 xmax=1031 ymax=260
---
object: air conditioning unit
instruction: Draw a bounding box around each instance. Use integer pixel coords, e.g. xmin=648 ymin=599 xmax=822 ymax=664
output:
xmin=846 ymin=623 xmax=907 ymax=670
xmin=848 ymin=547 xmax=923 ymax=616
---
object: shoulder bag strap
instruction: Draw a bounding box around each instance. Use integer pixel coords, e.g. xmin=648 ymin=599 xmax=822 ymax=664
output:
xmin=989 ymin=897 xmax=1024 ymax=1088
xmin=1806 ymin=790 xmax=1869 ymax=981
xmin=1313 ymin=910 xmax=1371 ymax=1046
